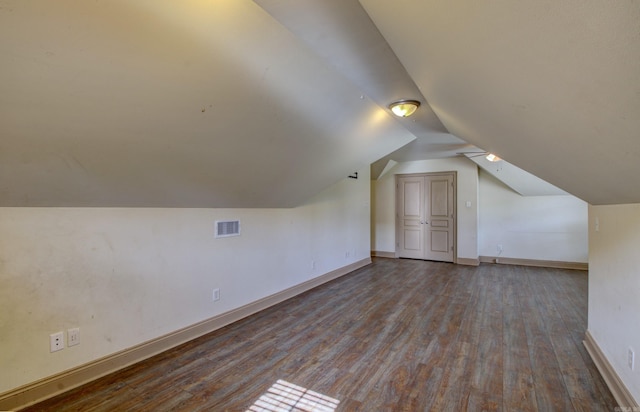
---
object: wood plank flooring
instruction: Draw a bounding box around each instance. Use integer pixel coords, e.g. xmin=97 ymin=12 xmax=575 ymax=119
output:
xmin=21 ymin=258 xmax=617 ymax=411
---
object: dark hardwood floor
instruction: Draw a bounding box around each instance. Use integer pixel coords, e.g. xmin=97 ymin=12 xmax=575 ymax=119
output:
xmin=22 ymin=258 xmax=617 ymax=411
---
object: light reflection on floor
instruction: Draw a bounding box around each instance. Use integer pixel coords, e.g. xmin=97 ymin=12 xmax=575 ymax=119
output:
xmin=247 ymin=379 xmax=340 ymax=412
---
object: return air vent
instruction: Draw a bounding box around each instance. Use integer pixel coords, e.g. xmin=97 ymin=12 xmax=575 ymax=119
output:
xmin=215 ymin=220 xmax=240 ymax=238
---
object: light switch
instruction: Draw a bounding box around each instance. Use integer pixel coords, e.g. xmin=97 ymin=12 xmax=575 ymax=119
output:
xmin=465 ymin=201 xmax=472 ymax=208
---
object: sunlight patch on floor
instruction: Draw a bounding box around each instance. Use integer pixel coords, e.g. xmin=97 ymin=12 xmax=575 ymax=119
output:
xmin=247 ymin=379 xmax=340 ymax=412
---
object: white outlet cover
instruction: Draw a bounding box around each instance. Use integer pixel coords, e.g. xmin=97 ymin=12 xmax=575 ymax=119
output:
xmin=50 ymin=332 xmax=64 ymax=352
xmin=68 ymin=328 xmax=80 ymax=347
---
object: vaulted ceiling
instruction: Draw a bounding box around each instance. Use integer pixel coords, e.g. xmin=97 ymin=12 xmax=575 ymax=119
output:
xmin=360 ymin=0 xmax=640 ymax=205
xmin=1 ymin=0 xmax=639 ymax=207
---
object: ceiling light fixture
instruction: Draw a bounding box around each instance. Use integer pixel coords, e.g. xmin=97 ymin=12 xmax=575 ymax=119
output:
xmin=389 ymin=99 xmax=420 ymax=117
xmin=486 ymin=153 xmax=501 ymax=162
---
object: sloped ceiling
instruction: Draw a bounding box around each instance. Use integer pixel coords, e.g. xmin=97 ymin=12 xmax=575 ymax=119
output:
xmin=253 ymin=0 xmax=447 ymax=138
xmin=2 ymin=1 xmax=640 ymax=207
xmin=466 ymin=155 xmax=567 ymax=197
xmin=253 ymin=0 xmax=480 ymax=182
xmin=0 ymin=1 xmax=416 ymax=207
xmin=361 ymin=0 xmax=640 ymax=205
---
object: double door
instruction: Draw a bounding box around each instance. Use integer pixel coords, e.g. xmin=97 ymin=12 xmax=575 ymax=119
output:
xmin=396 ymin=173 xmax=456 ymax=262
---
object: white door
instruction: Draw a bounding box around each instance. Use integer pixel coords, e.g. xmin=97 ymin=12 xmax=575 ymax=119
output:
xmin=423 ymin=174 xmax=455 ymax=261
xmin=397 ymin=173 xmax=455 ymax=262
xmin=397 ymin=176 xmax=425 ymax=259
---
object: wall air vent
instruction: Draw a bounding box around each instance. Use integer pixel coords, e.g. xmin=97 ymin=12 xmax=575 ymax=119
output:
xmin=215 ymin=220 xmax=240 ymax=238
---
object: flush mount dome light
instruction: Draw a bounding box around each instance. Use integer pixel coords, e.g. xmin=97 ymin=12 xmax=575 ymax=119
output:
xmin=389 ymin=99 xmax=420 ymax=117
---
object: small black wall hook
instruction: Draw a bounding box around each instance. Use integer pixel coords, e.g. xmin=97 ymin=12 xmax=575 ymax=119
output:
xmin=348 ymin=172 xmax=358 ymax=179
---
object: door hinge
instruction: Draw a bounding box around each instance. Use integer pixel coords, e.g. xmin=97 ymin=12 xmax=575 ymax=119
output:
xmin=451 ymin=246 xmax=454 ymax=251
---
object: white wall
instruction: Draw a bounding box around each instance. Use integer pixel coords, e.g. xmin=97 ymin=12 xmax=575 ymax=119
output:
xmin=588 ymin=204 xmax=640 ymax=402
xmin=0 ymin=168 xmax=371 ymax=394
xmin=479 ymin=170 xmax=588 ymax=262
xmin=372 ymin=159 xmax=589 ymax=264
xmin=371 ymin=158 xmax=479 ymax=261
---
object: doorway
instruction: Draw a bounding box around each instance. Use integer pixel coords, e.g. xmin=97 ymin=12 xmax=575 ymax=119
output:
xmin=396 ymin=172 xmax=456 ymax=262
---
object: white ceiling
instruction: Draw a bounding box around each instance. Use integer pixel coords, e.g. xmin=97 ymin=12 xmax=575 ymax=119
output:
xmin=466 ymin=155 xmax=568 ymax=197
xmin=0 ymin=1 xmax=415 ymax=207
xmin=361 ymin=0 xmax=640 ymax=205
xmin=1 ymin=0 xmax=639 ymax=206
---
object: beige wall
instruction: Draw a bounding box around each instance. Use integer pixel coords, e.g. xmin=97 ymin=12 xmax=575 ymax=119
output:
xmin=479 ymin=170 xmax=588 ymax=262
xmin=372 ymin=159 xmax=589 ymax=264
xmin=589 ymin=204 xmax=640 ymax=403
xmin=371 ymin=157 xmax=479 ymax=261
xmin=0 ymin=167 xmax=371 ymax=394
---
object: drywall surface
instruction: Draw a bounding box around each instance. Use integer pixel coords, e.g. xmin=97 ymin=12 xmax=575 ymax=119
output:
xmin=479 ymin=170 xmax=588 ymax=262
xmin=371 ymin=158 xmax=479 ymax=260
xmin=0 ymin=169 xmax=371 ymax=394
xmin=0 ymin=0 xmax=416 ymax=208
xmin=588 ymin=204 xmax=640 ymax=403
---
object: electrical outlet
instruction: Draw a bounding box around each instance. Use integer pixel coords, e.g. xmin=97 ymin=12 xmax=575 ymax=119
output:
xmin=311 ymin=260 xmax=316 ymax=270
xmin=629 ymin=347 xmax=635 ymax=370
xmin=50 ymin=332 xmax=64 ymax=352
xmin=68 ymin=328 xmax=80 ymax=347
xmin=497 ymin=244 xmax=503 ymax=254
xmin=212 ymin=288 xmax=220 ymax=302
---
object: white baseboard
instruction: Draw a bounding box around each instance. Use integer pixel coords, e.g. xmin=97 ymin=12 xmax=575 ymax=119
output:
xmin=456 ymin=257 xmax=480 ymax=266
xmin=479 ymin=255 xmax=588 ymax=271
xmin=0 ymin=258 xmax=371 ymax=411
xmin=371 ymin=250 xmax=396 ymax=258
xmin=583 ymin=330 xmax=638 ymax=408
xmin=371 ymin=251 xmax=480 ymax=266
